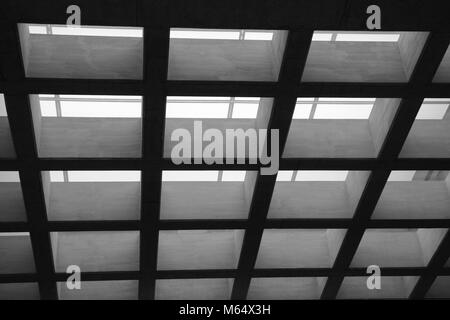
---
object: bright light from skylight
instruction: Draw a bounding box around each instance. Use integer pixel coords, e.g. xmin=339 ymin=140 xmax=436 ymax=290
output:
xmin=295 ymin=171 xmax=349 ymax=181
xmin=28 ymin=25 xmax=47 ymax=34
xmin=39 ymin=95 xmax=142 ymax=118
xmin=388 ymin=171 xmax=416 ymax=181
xmin=292 ymin=98 xmax=375 ymax=119
xmin=170 ymin=29 xmax=240 ymax=40
xmin=314 ymin=104 xmax=374 ymax=119
xmin=162 ymin=170 xmax=219 ymax=181
xmin=0 ymin=94 xmax=7 ymax=117
xmin=168 ymin=96 xmax=230 ymax=101
xmin=232 ymin=102 xmax=259 ymax=118
xmin=49 ymin=26 xmax=142 ymax=37
xmin=416 ymin=102 xmax=449 ymax=120
xmin=243 ymin=32 xmax=274 ymax=41
xmin=335 ymin=33 xmax=400 ymax=42
xmin=60 ymin=101 xmax=141 ymax=118
xmin=0 ymin=171 xmax=20 ymax=182
xmin=0 ymin=232 xmax=30 ymax=237
xmin=40 ymin=100 xmax=57 ymax=117
xmin=170 ymin=29 xmax=275 ymax=41
xmin=49 ymin=171 xmax=141 ymax=182
xmin=276 ymin=170 xmax=294 ymax=181
xmin=59 ymin=95 xmax=142 ymax=100
xmin=318 ymin=98 xmax=376 ymax=102
xmin=165 ymin=97 xmax=261 ymax=119
xmin=222 ymin=171 xmax=247 ymax=181
xmin=49 ymin=171 xmax=64 ymax=182
xmin=293 ymin=103 xmax=313 ymax=119
xmin=312 ymin=33 xmax=333 ymax=41
xmin=166 ymin=102 xmax=229 ymax=118
xmin=235 ymin=97 xmax=261 ymax=101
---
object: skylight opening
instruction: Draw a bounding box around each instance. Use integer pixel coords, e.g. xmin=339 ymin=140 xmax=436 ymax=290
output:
xmin=292 ymin=98 xmax=375 ymax=120
xmin=170 ymin=29 xmax=240 ymax=40
xmin=59 ymin=101 xmax=141 ymax=118
xmin=312 ymin=31 xmax=400 ymax=42
xmin=388 ymin=171 xmax=416 ymax=182
xmin=165 ymin=97 xmax=261 ymax=119
xmin=170 ymin=29 xmax=274 ymax=41
xmin=59 ymin=95 xmax=142 ymax=100
xmin=221 ymin=171 xmax=247 ymax=181
xmin=416 ymin=102 xmax=449 ymax=120
xmin=29 ymin=25 xmax=143 ymax=37
xmin=162 ymin=171 xmax=219 ymax=181
xmin=293 ymin=104 xmax=313 ymax=119
xmin=276 ymin=170 xmax=294 ymax=181
xmin=49 ymin=171 xmax=64 ymax=182
xmin=40 ymin=100 xmax=57 ymax=117
xmin=318 ymin=98 xmax=376 ymax=102
xmin=28 ymin=25 xmax=47 ymax=34
xmin=0 ymin=171 xmax=20 ymax=183
xmin=234 ymin=97 xmax=261 ymax=101
xmin=275 ymin=170 xmax=349 ymax=181
xmin=162 ymin=170 xmax=248 ymax=181
xmin=0 ymin=94 xmax=7 ymax=117
xmin=167 ymin=96 xmax=230 ymax=101
xmin=38 ymin=95 xmax=142 ymax=118
xmin=0 ymin=232 xmax=30 ymax=237
xmin=231 ymin=102 xmax=259 ymax=118
xmin=314 ymin=104 xmax=374 ymax=119
xmin=295 ymin=171 xmax=349 ymax=181
xmin=335 ymin=33 xmax=400 ymax=42
xmin=243 ymin=32 xmax=274 ymax=41
xmin=166 ymin=102 xmax=229 ymax=118
xmin=49 ymin=171 xmax=141 ymax=182
xmin=312 ymin=33 xmax=333 ymax=41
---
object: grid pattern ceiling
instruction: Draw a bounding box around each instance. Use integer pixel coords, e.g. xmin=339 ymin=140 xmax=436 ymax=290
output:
xmin=0 ymin=0 xmax=450 ymax=300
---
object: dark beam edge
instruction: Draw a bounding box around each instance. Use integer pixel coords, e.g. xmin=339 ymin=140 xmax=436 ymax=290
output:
xmin=138 ymin=12 xmax=171 ymax=298
xmin=320 ymin=32 xmax=450 ymax=299
xmin=1 ymin=23 xmax=58 ymax=300
xmin=2 ymin=158 xmax=450 ymax=171
xmin=2 ymin=218 xmax=450 ymax=233
xmin=4 ymin=0 xmax=450 ymax=30
xmin=230 ymin=30 xmax=315 ymax=300
xmin=3 ymin=267 xmax=449 ymax=284
xmin=409 ymin=230 xmax=450 ymax=298
xmin=3 ymin=80 xmax=450 ymax=98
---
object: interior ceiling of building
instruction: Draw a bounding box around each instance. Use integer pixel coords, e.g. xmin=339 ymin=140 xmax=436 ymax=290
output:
xmin=0 ymin=0 xmax=449 ymax=300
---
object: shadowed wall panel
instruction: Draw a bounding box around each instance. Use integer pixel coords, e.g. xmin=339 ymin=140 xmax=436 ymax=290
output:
xmin=168 ymin=31 xmax=287 ymax=81
xmin=18 ymin=24 xmax=143 ymax=79
xmin=38 ymin=118 xmax=142 ymax=157
xmin=0 ymin=118 xmax=16 ymax=158
xmin=0 ymin=283 xmax=40 ymax=300
xmin=401 ymin=118 xmax=450 ymax=158
xmin=247 ymin=277 xmax=326 ymax=300
xmin=161 ymin=182 xmax=250 ymax=219
xmin=373 ymin=182 xmax=450 ymax=219
xmin=337 ymin=276 xmax=418 ymax=299
xmin=0 ymin=234 xmax=36 ymax=274
xmin=58 ymin=280 xmax=138 ymax=300
xmin=51 ymin=231 xmax=140 ymax=272
xmin=46 ymin=182 xmax=141 ymax=220
xmin=155 ymin=278 xmax=233 ymax=300
xmin=157 ymin=230 xmax=244 ymax=270
xmin=0 ymin=182 xmax=27 ymax=221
